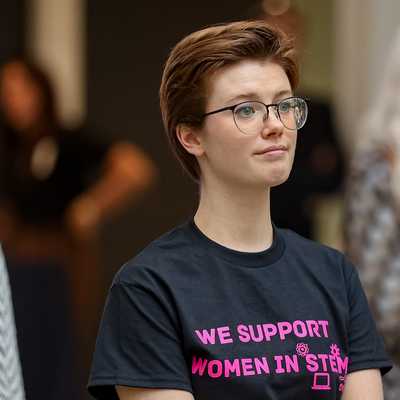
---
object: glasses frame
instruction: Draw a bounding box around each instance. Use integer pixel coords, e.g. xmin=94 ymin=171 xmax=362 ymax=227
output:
xmin=202 ymin=96 xmax=308 ymax=135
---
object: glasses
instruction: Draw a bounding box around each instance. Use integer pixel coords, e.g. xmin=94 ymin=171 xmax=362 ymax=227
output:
xmin=202 ymin=96 xmax=308 ymax=135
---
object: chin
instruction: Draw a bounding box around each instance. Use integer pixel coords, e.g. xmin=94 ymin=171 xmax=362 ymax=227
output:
xmin=262 ymin=166 xmax=291 ymax=187
xmin=249 ymin=174 xmax=289 ymax=189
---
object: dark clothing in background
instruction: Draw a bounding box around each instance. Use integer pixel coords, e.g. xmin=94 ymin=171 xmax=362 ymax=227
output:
xmin=271 ymin=97 xmax=344 ymax=238
xmin=88 ymin=220 xmax=391 ymax=400
xmin=6 ymin=260 xmax=79 ymax=400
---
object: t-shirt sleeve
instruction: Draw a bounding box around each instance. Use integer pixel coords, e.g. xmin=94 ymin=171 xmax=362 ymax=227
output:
xmin=344 ymin=256 xmax=393 ymax=376
xmin=87 ymin=267 xmax=193 ymax=399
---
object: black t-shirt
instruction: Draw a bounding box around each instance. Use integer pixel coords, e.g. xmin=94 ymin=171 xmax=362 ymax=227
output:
xmin=88 ymin=220 xmax=392 ymax=399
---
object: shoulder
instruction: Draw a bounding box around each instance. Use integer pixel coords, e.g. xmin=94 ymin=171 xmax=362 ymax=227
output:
xmin=278 ymin=227 xmax=355 ymax=280
xmin=279 ymin=227 xmax=341 ymax=258
xmin=114 ymin=221 xmax=195 ymax=286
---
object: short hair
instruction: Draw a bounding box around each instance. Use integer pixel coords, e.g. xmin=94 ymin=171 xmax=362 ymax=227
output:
xmin=159 ymin=20 xmax=299 ymax=182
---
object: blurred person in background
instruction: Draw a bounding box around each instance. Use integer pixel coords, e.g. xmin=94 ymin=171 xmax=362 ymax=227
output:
xmin=344 ymin=28 xmax=400 ymax=400
xmin=0 ymin=58 xmax=157 ymax=400
xmin=249 ymin=0 xmax=345 ymax=239
xmin=0 ymin=245 xmax=25 ymax=400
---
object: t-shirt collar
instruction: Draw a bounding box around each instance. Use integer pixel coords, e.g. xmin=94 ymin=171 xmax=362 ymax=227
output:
xmin=185 ymin=218 xmax=285 ymax=268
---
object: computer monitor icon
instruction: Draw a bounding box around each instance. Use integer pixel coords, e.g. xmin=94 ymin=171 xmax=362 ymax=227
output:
xmin=311 ymin=372 xmax=331 ymax=390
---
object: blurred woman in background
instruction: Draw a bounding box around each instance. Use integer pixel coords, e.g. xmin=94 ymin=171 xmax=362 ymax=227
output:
xmin=345 ymin=28 xmax=400 ymax=400
xmin=0 ymin=58 xmax=157 ymax=400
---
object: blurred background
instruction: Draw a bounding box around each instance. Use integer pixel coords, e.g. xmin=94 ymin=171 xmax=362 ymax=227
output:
xmin=1 ymin=0 xmax=400 ymax=399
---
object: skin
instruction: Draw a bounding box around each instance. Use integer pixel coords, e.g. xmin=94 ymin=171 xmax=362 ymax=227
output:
xmin=342 ymin=369 xmax=383 ymax=400
xmin=116 ymin=387 xmax=194 ymax=400
xmin=116 ymin=59 xmax=383 ymax=399
xmin=0 ymin=62 xmax=44 ymax=135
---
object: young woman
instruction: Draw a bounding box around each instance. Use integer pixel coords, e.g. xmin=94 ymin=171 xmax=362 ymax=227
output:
xmin=88 ymin=20 xmax=392 ymax=400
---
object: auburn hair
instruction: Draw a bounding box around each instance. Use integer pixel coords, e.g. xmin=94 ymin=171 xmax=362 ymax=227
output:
xmin=160 ymin=20 xmax=299 ymax=182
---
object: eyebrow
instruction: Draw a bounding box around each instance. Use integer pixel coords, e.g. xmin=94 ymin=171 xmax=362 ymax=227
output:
xmin=224 ymin=89 xmax=293 ymax=105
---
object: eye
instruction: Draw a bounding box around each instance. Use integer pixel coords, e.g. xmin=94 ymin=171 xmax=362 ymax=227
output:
xmin=279 ymin=99 xmax=293 ymax=113
xmin=235 ymin=103 xmax=257 ymax=119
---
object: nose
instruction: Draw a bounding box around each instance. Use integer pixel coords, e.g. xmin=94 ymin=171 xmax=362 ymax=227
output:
xmin=260 ymin=107 xmax=284 ymax=138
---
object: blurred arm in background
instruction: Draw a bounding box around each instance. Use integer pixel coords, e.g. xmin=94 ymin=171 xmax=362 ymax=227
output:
xmin=65 ymin=140 xmax=157 ymax=241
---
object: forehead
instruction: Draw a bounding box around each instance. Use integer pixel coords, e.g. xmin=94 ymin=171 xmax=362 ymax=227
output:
xmin=206 ymin=59 xmax=291 ymax=107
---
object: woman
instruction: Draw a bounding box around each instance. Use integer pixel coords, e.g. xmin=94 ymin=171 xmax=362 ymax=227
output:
xmin=345 ymin=28 xmax=400 ymax=400
xmin=88 ymin=21 xmax=391 ymax=399
xmin=0 ymin=59 xmax=157 ymax=400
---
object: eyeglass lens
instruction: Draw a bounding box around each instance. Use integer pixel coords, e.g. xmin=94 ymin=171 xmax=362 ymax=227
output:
xmin=233 ymin=98 xmax=307 ymax=135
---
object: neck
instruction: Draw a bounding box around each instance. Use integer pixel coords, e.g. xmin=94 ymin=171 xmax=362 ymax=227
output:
xmin=194 ymin=178 xmax=273 ymax=252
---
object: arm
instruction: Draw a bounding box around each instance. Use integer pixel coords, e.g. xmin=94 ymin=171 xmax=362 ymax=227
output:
xmin=342 ymin=369 xmax=383 ymax=400
xmin=116 ymin=386 xmax=194 ymax=400
xmin=88 ymin=280 xmax=194 ymax=399
xmin=66 ymin=141 xmax=157 ymax=238
xmin=86 ymin=141 xmax=158 ymax=213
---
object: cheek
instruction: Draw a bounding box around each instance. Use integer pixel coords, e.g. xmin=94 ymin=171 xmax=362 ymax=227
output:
xmin=205 ymin=121 xmax=250 ymax=160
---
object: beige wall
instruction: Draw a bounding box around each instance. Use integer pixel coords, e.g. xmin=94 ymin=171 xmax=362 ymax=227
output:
xmin=25 ymin=0 xmax=85 ymax=127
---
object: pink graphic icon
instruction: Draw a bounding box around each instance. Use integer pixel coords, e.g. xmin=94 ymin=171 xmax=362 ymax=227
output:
xmin=311 ymin=373 xmax=331 ymax=391
xmin=296 ymin=342 xmax=310 ymax=357
xmin=339 ymin=375 xmax=346 ymax=392
xmin=330 ymin=343 xmax=340 ymax=357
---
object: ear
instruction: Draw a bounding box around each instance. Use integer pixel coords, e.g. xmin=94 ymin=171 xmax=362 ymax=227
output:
xmin=176 ymin=124 xmax=205 ymax=157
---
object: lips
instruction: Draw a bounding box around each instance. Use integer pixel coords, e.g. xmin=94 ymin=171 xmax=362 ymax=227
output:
xmin=254 ymin=145 xmax=288 ymax=155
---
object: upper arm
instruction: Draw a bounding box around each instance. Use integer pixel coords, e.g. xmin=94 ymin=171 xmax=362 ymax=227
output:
xmin=116 ymin=386 xmax=194 ymax=400
xmin=342 ymin=369 xmax=383 ymax=400
xmin=88 ymin=276 xmax=193 ymax=398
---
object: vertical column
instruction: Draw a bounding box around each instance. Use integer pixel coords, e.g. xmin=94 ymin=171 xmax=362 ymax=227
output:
xmin=25 ymin=0 xmax=85 ymax=127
